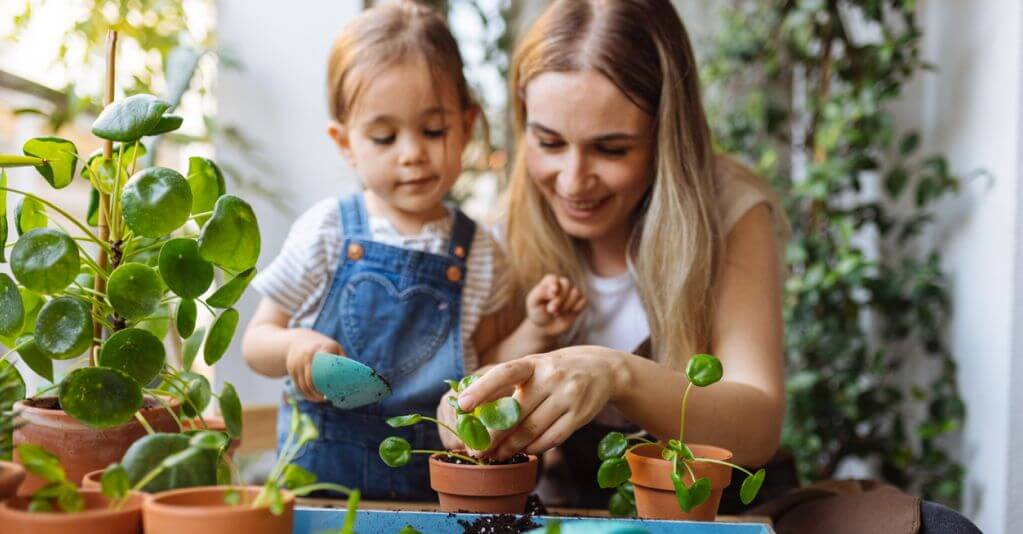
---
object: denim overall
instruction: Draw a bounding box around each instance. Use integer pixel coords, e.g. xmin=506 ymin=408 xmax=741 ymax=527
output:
xmin=278 ymin=193 xmax=474 ymax=500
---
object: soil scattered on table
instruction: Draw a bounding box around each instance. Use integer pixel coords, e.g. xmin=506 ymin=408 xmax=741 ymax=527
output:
xmin=458 ymin=514 xmax=540 ymax=533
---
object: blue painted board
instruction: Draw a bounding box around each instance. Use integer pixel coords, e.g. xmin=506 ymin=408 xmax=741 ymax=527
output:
xmin=294 ymin=508 xmax=774 ymax=534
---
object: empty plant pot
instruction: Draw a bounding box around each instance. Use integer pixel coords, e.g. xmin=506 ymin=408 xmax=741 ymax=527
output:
xmin=0 ymin=460 xmax=26 ymax=501
xmin=143 ymin=485 xmax=294 ymax=534
xmin=625 ymin=443 xmax=733 ymax=521
xmin=429 ymin=453 xmax=538 ymax=514
xmin=0 ymin=489 xmax=145 ymax=534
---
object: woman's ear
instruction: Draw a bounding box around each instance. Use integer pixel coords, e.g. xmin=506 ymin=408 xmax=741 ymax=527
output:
xmin=327 ymin=121 xmax=355 ymax=163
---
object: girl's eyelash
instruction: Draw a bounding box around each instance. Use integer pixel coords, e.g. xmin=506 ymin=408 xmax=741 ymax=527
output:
xmin=423 ymin=128 xmax=447 ymax=138
xmin=370 ymin=135 xmax=396 ymax=145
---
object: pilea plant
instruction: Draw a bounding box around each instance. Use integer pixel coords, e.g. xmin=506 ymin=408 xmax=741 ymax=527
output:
xmin=596 ymin=354 xmax=766 ymax=514
xmin=0 ymin=87 xmax=259 ymax=433
xmin=379 ymin=376 xmax=521 ymax=467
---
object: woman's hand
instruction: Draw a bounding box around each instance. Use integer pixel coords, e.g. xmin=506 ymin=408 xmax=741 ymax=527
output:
xmin=456 ymin=346 xmax=631 ymax=460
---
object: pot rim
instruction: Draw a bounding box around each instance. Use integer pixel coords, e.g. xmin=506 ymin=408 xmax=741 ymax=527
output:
xmin=625 ymin=442 xmax=735 ymax=491
xmin=0 ymin=489 xmax=145 ymax=519
xmin=144 ymin=485 xmax=294 ymax=517
xmin=427 ymin=452 xmax=538 ymax=471
xmin=14 ymin=395 xmax=180 ymax=424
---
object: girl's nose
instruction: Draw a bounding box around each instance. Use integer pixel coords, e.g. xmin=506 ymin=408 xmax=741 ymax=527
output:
xmin=398 ymin=134 xmax=427 ymax=166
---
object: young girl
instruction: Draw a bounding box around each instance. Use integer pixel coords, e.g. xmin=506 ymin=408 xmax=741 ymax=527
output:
xmin=242 ymin=2 xmax=584 ymax=501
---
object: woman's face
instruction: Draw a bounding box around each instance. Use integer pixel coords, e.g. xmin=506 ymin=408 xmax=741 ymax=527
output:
xmin=523 ymin=70 xmax=654 ymax=244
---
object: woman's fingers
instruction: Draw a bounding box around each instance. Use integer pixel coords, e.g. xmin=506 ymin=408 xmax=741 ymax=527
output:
xmin=523 ymin=411 xmax=578 ymax=456
xmin=458 ymin=358 xmax=536 ymax=411
xmin=491 ymin=394 xmax=570 ymax=459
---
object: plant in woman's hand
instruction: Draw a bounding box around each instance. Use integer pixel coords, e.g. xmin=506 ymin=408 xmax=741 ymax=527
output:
xmin=596 ymin=354 xmax=766 ymax=515
xmin=379 ymin=376 xmax=521 ymax=467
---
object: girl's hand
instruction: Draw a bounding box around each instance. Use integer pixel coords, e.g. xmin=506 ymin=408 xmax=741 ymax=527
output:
xmin=456 ymin=346 xmax=630 ymax=460
xmin=526 ymin=275 xmax=586 ymax=338
xmin=286 ymin=329 xmax=344 ymax=403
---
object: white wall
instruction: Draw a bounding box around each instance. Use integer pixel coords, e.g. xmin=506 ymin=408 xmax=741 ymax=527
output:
xmin=213 ymin=0 xmax=363 ymax=406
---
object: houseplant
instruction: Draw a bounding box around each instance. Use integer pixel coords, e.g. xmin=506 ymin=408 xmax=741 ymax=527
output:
xmin=0 ymin=32 xmax=257 ymax=492
xmin=596 ymin=354 xmax=765 ymax=520
xmin=378 ymin=375 xmax=537 ymax=513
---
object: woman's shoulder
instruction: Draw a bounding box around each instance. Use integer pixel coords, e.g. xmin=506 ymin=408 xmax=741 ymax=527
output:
xmin=713 ymin=153 xmax=777 ymax=234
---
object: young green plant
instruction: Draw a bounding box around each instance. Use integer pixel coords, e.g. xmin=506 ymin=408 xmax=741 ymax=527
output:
xmin=595 ymin=354 xmax=766 ymax=515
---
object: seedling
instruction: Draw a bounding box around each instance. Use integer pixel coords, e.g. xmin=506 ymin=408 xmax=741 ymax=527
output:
xmin=379 ymin=376 xmax=521 ymax=467
xmin=596 ymin=354 xmax=766 ymax=515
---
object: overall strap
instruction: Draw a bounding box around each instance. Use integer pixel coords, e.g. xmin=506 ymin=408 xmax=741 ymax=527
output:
xmin=339 ymin=193 xmax=369 ymax=237
xmin=446 ymin=208 xmax=477 ymax=261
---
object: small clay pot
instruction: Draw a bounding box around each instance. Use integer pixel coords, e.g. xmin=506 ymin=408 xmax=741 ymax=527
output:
xmin=143 ymin=485 xmax=294 ymax=534
xmin=0 ymin=460 xmax=26 ymax=500
xmin=625 ymin=443 xmax=734 ymax=521
xmin=0 ymin=489 xmax=145 ymax=534
xmin=80 ymin=468 xmax=103 ymax=491
xmin=429 ymin=453 xmax=538 ymax=514
xmin=181 ymin=415 xmax=242 ymax=457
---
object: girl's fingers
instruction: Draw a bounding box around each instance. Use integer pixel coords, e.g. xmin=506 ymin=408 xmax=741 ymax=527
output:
xmin=304 ymin=358 xmax=325 ymax=402
xmin=561 ymin=287 xmax=582 ymax=313
xmin=572 ymin=296 xmax=587 ymax=313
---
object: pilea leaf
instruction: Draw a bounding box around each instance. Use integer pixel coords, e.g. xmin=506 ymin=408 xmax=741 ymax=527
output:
xmin=176 ymin=299 xmax=197 ymax=338
xmin=204 ymin=308 xmax=239 ymax=365
xmin=598 ymin=432 xmax=628 ymax=461
xmin=11 ymin=228 xmax=80 ymax=294
xmin=15 ymin=196 xmax=47 ymax=235
xmin=22 ymin=136 xmax=77 ymax=189
xmin=98 ymin=328 xmax=166 ymax=386
xmin=379 ymin=436 xmax=412 ymax=467
xmin=59 ymin=367 xmax=143 ymax=428
xmin=107 ymin=262 xmax=163 ymax=321
xmin=121 ymin=167 xmax=193 ymax=238
xmin=386 ymin=414 xmax=422 ymax=428
xmin=197 ymin=195 xmax=260 ymax=272
xmin=685 ymin=354 xmax=723 ymax=387
xmin=159 ymin=238 xmax=213 ymax=299
xmin=597 ymin=457 xmax=631 ymax=489
xmin=219 ymin=382 xmax=243 ymax=439
xmin=206 ymin=267 xmax=255 ymax=308
xmin=187 ymin=157 xmax=226 ymax=226
xmin=740 ymin=468 xmax=766 ymax=505
xmin=0 ymin=273 xmax=24 ymax=337
xmin=456 ymin=413 xmax=490 ymax=451
xmin=91 ymin=94 xmax=171 ymax=142
xmin=34 ymin=296 xmax=92 ymax=360
xmin=475 ymin=397 xmax=520 ymax=430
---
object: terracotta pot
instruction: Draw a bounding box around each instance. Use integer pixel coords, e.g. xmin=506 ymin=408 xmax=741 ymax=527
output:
xmin=81 ymin=468 xmax=103 ymax=491
xmin=625 ymin=443 xmax=734 ymax=521
xmin=429 ymin=453 xmax=538 ymax=514
xmin=143 ymin=486 xmax=294 ymax=534
xmin=181 ymin=415 xmax=242 ymax=457
xmin=13 ymin=397 xmax=180 ymax=495
xmin=0 ymin=460 xmax=26 ymax=500
xmin=0 ymin=489 xmax=145 ymax=534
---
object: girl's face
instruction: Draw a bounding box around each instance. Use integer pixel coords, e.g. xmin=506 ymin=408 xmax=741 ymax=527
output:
xmin=523 ymin=70 xmax=655 ymax=244
xmin=330 ymin=59 xmax=475 ymax=221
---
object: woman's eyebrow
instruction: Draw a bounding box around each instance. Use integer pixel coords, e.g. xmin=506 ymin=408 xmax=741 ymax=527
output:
xmin=528 ymin=121 xmax=642 ymax=142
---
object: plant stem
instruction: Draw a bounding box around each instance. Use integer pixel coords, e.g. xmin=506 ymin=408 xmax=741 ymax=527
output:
xmin=131 ymin=465 xmax=165 ymax=492
xmin=678 ymin=382 xmax=693 ymax=444
xmin=147 ymin=391 xmax=184 ymax=431
xmin=681 ymin=457 xmax=697 ymax=482
xmin=93 ymin=29 xmax=117 ymax=364
xmin=419 ymin=416 xmax=460 ymax=440
xmin=691 ymin=457 xmax=754 ymax=477
xmin=411 ymin=449 xmax=480 ymax=465
xmin=0 ymin=187 xmax=111 ymax=252
xmin=289 ymin=482 xmax=355 ymax=497
xmin=134 ymin=411 xmax=155 ymax=434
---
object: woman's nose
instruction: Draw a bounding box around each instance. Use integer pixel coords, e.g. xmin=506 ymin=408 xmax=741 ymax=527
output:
xmin=556 ymin=149 xmax=595 ymax=195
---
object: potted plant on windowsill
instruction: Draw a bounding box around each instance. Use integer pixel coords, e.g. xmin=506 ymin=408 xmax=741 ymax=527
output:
xmin=595 ymin=354 xmax=766 ymax=521
xmin=378 ymin=376 xmax=537 ymax=514
xmin=0 ymin=32 xmax=259 ymax=494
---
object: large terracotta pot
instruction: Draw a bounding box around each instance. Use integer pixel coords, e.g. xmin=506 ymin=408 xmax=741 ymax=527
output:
xmin=0 ymin=489 xmax=145 ymax=534
xmin=13 ymin=397 xmax=179 ymax=495
xmin=143 ymin=486 xmax=294 ymax=534
xmin=625 ymin=443 xmax=734 ymax=521
xmin=0 ymin=460 xmax=26 ymax=500
xmin=429 ymin=453 xmax=538 ymax=514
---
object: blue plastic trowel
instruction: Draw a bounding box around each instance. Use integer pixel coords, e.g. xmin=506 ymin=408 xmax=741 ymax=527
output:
xmin=310 ymin=352 xmax=392 ymax=409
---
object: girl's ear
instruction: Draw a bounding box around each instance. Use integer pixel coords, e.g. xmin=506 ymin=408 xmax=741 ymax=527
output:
xmin=327 ymin=121 xmax=355 ymax=163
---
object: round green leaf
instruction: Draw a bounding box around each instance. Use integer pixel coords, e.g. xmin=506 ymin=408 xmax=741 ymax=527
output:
xmin=121 ymin=167 xmax=193 ymax=237
xmin=187 ymin=157 xmax=226 ymax=226
xmin=686 ymin=354 xmax=723 ymax=387
xmin=147 ymin=114 xmax=183 ymax=136
xmin=0 ymin=360 xmax=26 ymax=408
xmin=99 ymin=328 xmax=166 ymax=386
xmin=182 ymin=326 xmax=205 ymax=372
xmin=204 ymin=308 xmax=239 ymax=365
xmin=15 ymin=335 xmax=52 ymax=383
xmin=91 ymin=94 xmax=171 ymax=142
xmin=23 ymin=137 xmax=77 ymax=189
xmin=219 ymin=382 xmax=243 ymax=439
xmin=379 ymin=436 xmax=412 ymax=467
xmin=188 ymin=430 xmax=229 ymax=451
xmin=456 ymin=413 xmax=490 ymax=451
xmin=11 ymin=228 xmax=80 ymax=294
xmin=137 ymin=303 xmax=170 ymax=339
xmin=598 ymin=432 xmax=628 ymax=461
xmin=198 ymin=195 xmax=260 ymax=272
xmin=87 ymin=186 xmax=100 ymax=226
xmin=82 ymin=144 xmax=146 ymax=194
xmin=172 ymin=371 xmax=212 ymax=418
xmin=34 ymin=296 xmax=93 ymax=360
xmin=281 ymin=464 xmax=317 ymax=490
xmin=597 ymin=457 xmax=632 ymax=489
xmin=107 ymin=262 xmax=163 ymax=321
xmin=59 ymin=367 xmax=143 ymax=428
xmin=608 ymin=486 xmax=636 ymax=517
xmin=159 ymin=238 xmax=213 ymax=299
xmin=16 ymin=443 xmax=65 ymax=483
xmin=386 ymin=414 xmax=422 ymax=428
xmin=206 ymin=267 xmax=255 ymax=308
xmin=475 ymin=397 xmax=520 ymax=431
xmin=101 ymin=464 xmax=130 ymax=500
xmin=121 ymin=433 xmax=217 ymax=492
xmin=740 ymin=468 xmax=766 ymax=505
xmin=15 ymin=196 xmax=47 ymax=236
xmin=176 ymin=299 xmax=197 ymax=338
xmin=0 ymin=273 xmax=24 ymax=337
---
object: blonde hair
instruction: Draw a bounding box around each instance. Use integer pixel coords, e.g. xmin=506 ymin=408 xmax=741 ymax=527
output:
xmin=507 ymin=0 xmax=756 ymax=368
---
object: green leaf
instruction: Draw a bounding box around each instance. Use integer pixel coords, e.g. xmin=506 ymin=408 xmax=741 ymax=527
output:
xmin=399 ymin=526 xmax=422 ymax=534
xmin=685 ymin=354 xmax=723 ymax=387
xmin=56 ymin=483 xmax=84 ymax=513
xmin=11 ymin=228 xmax=80 ymax=294
xmin=457 ymin=374 xmax=477 ymax=392
xmin=443 ymin=379 xmax=459 ymax=392
xmin=0 ymin=170 xmax=7 ymax=262
xmin=59 ymin=367 xmax=143 ymax=428
xmin=172 ymin=371 xmax=212 ymax=418
xmin=198 ymin=195 xmax=260 ymax=272
xmin=0 ymin=361 xmax=25 ymax=407
xmin=740 ymin=468 xmax=766 ymax=505
xmin=608 ymin=484 xmax=636 ymax=517
xmin=121 ymin=433 xmax=217 ymax=492
xmin=475 ymin=397 xmax=520 ymax=430
xmin=91 ymin=94 xmax=171 ymax=142
xmin=159 ymin=238 xmax=213 ymax=299
xmin=597 ymin=457 xmax=631 ymax=488
xmin=121 ymin=167 xmax=193 ymax=238
xmin=456 ymin=413 xmax=490 ymax=451
xmin=281 ymin=464 xmax=317 ymax=489
xmin=268 ymin=483 xmax=285 ymax=515
xmin=86 ymin=186 xmax=100 ymax=226
xmin=15 ymin=196 xmax=47 ymax=235
xmin=387 ymin=414 xmax=422 ymax=428
xmin=188 ymin=430 xmax=229 ymax=451
xmin=219 ymin=382 xmax=243 ymax=439
xmin=206 ymin=268 xmax=255 ymax=308
xmin=597 ymin=432 xmax=627 ymax=461
xmin=34 ymin=296 xmax=93 ymax=360
xmin=176 ymin=299 xmax=197 ymax=338
xmin=14 ymin=335 xmax=52 ymax=382
xmin=183 ymin=326 xmax=205 ymax=372
xmin=148 ymin=114 xmax=183 ymax=136
xmin=0 ymin=273 xmax=24 ymax=337
xmin=379 ymin=436 xmax=412 ymax=467
xmin=187 ymin=157 xmax=226 ymax=226
xmin=107 ymin=262 xmax=164 ymax=321
xmin=137 ymin=302 xmax=170 ymax=340
xmin=101 ymin=464 xmax=130 ymax=500
xmin=204 ymin=308 xmax=239 ymax=365
xmin=672 ymin=472 xmax=710 ymax=513
xmin=224 ymin=487 xmax=241 ymax=505
xmin=16 ymin=443 xmax=65 ymax=483
xmin=296 ymin=413 xmax=319 ymax=445
xmin=98 ymin=328 xmax=166 ymax=386
xmin=217 ymin=459 xmax=232 ymax=486
xmin=23 ymin=137 xmax=77 ymax=189
xmin=899 ymin=131 xmax=920 ymax=156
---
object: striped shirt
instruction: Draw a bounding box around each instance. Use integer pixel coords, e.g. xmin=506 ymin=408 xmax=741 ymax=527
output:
xmin=252 ymin=196 xmax=505 ymax=372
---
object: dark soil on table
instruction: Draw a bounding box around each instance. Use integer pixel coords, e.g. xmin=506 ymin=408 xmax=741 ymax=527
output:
xmin=458 ymin=514 xmax=541 ymax=533
xmin=437 ymin=452 xmax=530 ymax=465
